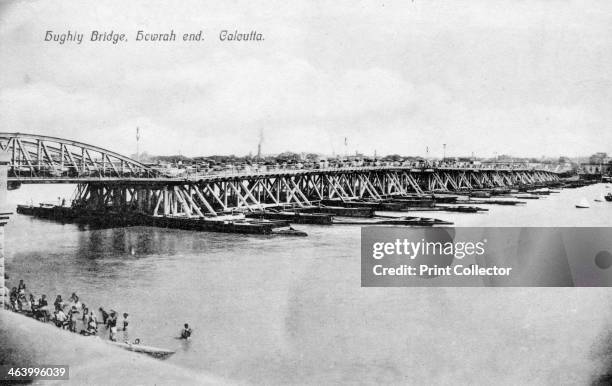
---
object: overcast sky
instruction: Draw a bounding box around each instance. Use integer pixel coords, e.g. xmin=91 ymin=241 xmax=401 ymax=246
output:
xmin=1 ymin=0 xmax=611 ymax=158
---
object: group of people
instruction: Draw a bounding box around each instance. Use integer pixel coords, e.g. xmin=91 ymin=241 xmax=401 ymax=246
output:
xmin=6 ymin=280 xmax=131 ymax=343
xmin=6 ymin=278 xmax=193 ymax=343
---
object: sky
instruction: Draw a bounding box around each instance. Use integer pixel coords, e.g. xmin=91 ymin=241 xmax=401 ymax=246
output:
xmin=0 ymin=0 xmax=611 ymax=158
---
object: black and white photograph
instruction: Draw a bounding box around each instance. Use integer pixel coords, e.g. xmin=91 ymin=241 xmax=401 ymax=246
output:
xmin=1 ymin=0 xmax=612 ymax=384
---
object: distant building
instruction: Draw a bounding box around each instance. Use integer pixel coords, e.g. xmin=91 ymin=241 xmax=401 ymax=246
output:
xmin=589 ymin=152 xmax=608 ymax=164
xmin=580 ymin=161 xmax=612 ymax=176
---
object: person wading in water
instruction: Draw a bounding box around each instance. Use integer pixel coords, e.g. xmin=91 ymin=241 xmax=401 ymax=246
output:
xmin=180 ymin=323 xmax=192 ymax=340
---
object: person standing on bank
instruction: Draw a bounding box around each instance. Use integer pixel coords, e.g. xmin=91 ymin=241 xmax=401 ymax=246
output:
xmin=107 ymin=311 xmax=118 ymax=341
xmin=99 ymin=307 xmax=109 ymax=324
xmin=54 ymin=295 xmax=63 ymax=311
xmin=122 ymin=313 xmax=129 ymax=342
xmin=68 ymin=306 xmax=78 ymax=332
xmin=17 ymin=279 xmax=26 ymax=295
xmin=38 ymin=294 xmax=49 ymax=321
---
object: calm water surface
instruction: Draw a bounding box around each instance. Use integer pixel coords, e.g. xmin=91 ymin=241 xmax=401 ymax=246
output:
xmin=4 ymin=183 xmax=612 ymax=384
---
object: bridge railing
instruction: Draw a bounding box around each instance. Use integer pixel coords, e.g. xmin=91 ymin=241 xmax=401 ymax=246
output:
xmin=147 ymin=164 xmax=556 ymax=181
xmin=7 ymin=163 xmax=558 ymax=182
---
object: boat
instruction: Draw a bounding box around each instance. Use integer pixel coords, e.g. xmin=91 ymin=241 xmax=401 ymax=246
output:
xmin=432 ymin=194 xmax=459 ymax=203
xmin=527 ymin=188 xmax=551 ymax=195
xmin=332 ymin=215 xmax=452 ymax=226
xmin=605 ymin=193 xmax=612 ymax=202
xmin=575 ymin=198 xmax=590 ymax=208
xmin=469 ymin=191 xmax=491 ymax=198
xmin=17 ymin=203 xmax=307 ymax=235
xmin=458 ymin=199 xmax=525 ymax=206
xmin=109 ymin=341 xmax=175 ymax=359
xmin=296 ymin=205 xmax=374 ymax=217
xmin=514 ymin=194 xmax=539 ymax=200
xmin=447 ymin=205 xmax=487 ymax=213
xmin=436 ymin=205 xmax=487 ymax=213
xmin=245 ymin=210 xmax=332 ymax=225
xmin=271 ymin=227 xmax=308 ymax=236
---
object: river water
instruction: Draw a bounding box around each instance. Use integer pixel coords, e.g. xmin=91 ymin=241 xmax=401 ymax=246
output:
xmin=4 ymin=183 xmax=612 ymax=384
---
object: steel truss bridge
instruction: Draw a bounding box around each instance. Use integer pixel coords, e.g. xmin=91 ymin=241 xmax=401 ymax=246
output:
xmin=1 ymin=132 xmax=559 ymax=217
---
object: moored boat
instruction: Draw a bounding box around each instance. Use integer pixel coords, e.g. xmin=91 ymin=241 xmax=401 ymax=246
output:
xmin=332 ymin=215 xmax=452 ymax=226
xmin=109 ymin=341 xmax=175 ymax=359
xmin=432 ymin=205 xmax=487 ymax=213
xmin=245 ymin=210 xmax=332 ymax=225
xmin=575 ymin=198 xmax=590 ymax=208
xmin=514 ymin=194 xmax=539 ymax=200
xmin=527 ymin=188 xmax=551 ymax=195
xmin=271 ymin=227 xmax=308 ymax=236
xmin=469 ymin=191 xmax=491 ymax=198
xmin=432 ymin=194 xmax=459 ymax=203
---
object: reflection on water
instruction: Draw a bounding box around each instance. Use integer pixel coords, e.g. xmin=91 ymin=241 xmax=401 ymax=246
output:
xmin=4 ymin=183 xmax=612 ymax=384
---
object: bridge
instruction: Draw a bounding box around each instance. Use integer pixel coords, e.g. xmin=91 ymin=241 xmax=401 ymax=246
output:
xmin=0 ymin=133 xmax=158 ymax=180
xmin=1 ymin=132 xmax=560 ymax=217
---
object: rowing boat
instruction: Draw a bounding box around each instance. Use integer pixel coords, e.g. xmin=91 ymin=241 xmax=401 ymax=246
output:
xmin=575 ymin=198 xmax=590 ymax=209
xmin=109 ymin=341 xmax=175 ymax=359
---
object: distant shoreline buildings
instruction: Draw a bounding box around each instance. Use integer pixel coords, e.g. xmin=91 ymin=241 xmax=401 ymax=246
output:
xmin=129 ymin=150 xmax=597 ymax=178
xmin=579 ymin=152 xmax=612 ymax=178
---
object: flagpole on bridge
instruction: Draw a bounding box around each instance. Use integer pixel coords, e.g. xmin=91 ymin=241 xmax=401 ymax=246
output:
xmin=0 ymin=150 xmax=12 ymax=310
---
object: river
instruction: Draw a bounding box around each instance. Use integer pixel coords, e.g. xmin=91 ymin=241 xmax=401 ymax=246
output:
xmin=4 ymin=183 xmax=612 ymax=384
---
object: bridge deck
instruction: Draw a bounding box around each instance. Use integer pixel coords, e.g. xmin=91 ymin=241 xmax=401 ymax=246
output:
xmin=9 ymin=166 xmax=556 ymax=184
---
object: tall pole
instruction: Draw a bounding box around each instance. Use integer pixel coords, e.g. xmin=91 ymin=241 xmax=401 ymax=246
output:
xmin=344 ymin=137 xmax=348 ymax=158
xmin=257 ymin=128 xmax=263 ymax=159
xmin=443 ymin=143 xmax=446 ymax=161
xmin=0 ymin=150 xmax=12 ymax=310
xmin=136 ymin=127 xmax=140 ymax=162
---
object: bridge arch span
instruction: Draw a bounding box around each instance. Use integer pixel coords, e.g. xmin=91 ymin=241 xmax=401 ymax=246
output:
xmin=0 ymin=132 xmax=159 ymax=180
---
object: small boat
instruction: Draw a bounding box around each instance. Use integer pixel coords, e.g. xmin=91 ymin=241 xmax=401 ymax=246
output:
xmin=527 ymin=188 xmax=551 ymax=195
xmin=333 ymin=215 xmax=452 ymax=226
xmin=470 ymin=191 xmax=491 ymax=198
xmin=515 ymin=194 xmax=539 ymax=200
xmin=605 ymin=193 xmax=612 ymax=202
xmin=110 ymin=341 xmax=175 ymax=359
xmin=575 ymin=198 xmax=590 ymax=208
xmin=271 ymin=227 xmax=308 ymax=236
xmin=246 ymin=210 xmax=332 ymax=225
xmin=432 ymin=194 xmax=459 ymax=203
xmin=437 ymin=205 xmax=487 ymax=213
